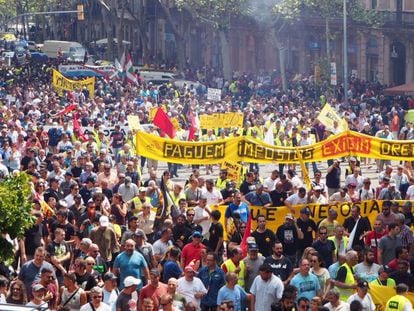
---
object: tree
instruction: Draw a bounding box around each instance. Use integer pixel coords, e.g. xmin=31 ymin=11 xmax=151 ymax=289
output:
xmin=158 ymin=0 xmax=192 ymax=70
xmin=269 ymin=0 xmax=380 ymax=90
xmin=176 ymin=0 xmax=250 ymax=80
xmin=0 ymin=173 xmax=35 ymax=263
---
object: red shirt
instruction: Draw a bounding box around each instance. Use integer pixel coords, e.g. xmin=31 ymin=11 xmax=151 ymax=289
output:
xmin=181 ymin=242 xmax=206 ymax=267
xmin=364 ymin=230 xmax=388 ymax=263
xmin=139 ymin=282 xmax=168 ymax=311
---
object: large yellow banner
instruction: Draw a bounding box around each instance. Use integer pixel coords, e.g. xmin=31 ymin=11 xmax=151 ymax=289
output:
xmin=136 ymin=130 xmax=414 ymax=164
xmin=52 ymin=69 xmax=95 ymax=98
xmin=212 ymin=200 xmax=398 ymax=235
xmin=199 ymin=113 xmax=244 ymax=129
xmin=369 ymin=284 xmax=414 ymax=310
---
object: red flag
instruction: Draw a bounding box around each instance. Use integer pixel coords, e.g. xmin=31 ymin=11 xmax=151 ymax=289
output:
xmin=73 ymin=112 xmax=88 ymax=141
xmin=57 ymin=103 xmax=76 ymax=116
xmin=240 ymin=213 xmax=252 ymax=258
xmin=188 ymin=111 xmax=197 ymax=141
xmin=153 ymin=108 xmax=176 ymax=138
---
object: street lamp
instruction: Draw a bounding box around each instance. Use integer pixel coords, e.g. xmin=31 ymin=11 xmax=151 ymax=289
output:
xmin=343 ymin=0 xmax=348 ymax=105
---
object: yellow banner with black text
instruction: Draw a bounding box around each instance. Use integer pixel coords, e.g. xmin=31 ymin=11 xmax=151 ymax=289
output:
xmin=136 ymin=130 xmax=414 ymax=164
xmin=52 ymin=69 xmax=95 ymax=98
xmin=213 ymin=200 xmax=398 ymax=234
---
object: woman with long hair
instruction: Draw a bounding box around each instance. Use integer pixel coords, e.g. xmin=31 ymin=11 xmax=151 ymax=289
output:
xmin=6 ymin=279 xmax=28 ymax=305
xmin=310 ymin=253 xmax=331 ymax=298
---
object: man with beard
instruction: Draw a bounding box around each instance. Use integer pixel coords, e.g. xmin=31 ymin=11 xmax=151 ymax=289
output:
xmin=354 ymin=248 xmax=380 ymax=283
xmin=264 ymin=242 xmax=293 ymax=286
xmin=113 ymin=239 xmax=149 ymax=289
xmin=364 ymin=219 xmax=387 ymax=263
xmin=172 ymin=214 xmax=192 ymax=249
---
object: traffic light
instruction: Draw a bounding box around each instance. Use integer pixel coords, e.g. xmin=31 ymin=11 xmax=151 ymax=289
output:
xmin=77 ymin=4 xmax=84 ymax=21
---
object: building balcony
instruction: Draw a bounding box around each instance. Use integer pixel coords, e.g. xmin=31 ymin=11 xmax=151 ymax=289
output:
xmin=376 ymin=11 xmax=414 ymax=28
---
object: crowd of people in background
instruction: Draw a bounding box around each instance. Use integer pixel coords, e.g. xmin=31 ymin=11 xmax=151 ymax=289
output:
xmin=0 ymin=59 xmax=412 ymax=311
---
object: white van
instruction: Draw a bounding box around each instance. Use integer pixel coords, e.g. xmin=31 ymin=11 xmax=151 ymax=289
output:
xmin=137 ymin=70 xmax=180 ymax=84
xmin=42 ymin=40 xmax=87 ymax=62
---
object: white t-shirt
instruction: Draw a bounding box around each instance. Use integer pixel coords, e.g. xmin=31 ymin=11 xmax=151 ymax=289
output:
xmin=323 ymin=301 xmax=350 ymax=311
xmin=102 ymin=288 xmax=119 ymax=311
xmin=194 ymin=205 xmax=211 ymax=236
xmin=177 ymin=277 xmax=207 ymax=309
xmin=80 ymin=302 xmax=111 ymax=311
xmin=347 ymin=293 xmax=375 ymax=311
xmin=250 ymin=274 xmax=284 ymax=311
xmin=202 ymin=188 xmax=223 ymax=206
xmin=26 ymin=301 xmax=50 ymax=310
xmin=263 ymin=177 xmax=278 ymax=192
xmin=285 ymin=193 xmax=307 ymax=206
xmin=406 ymin=185 xmax=414 ymax=199
xmin=152 ymin=239 xmax=173 ymax=257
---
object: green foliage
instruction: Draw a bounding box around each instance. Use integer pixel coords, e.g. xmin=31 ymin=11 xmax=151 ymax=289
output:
xmin=0 ymin=173 xmax=34 ymax=263
xmin=175 ymin=0 xmax=250 ymax=29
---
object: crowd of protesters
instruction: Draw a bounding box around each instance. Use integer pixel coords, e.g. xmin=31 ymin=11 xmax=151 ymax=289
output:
xmin=0 ymin=58 xmax=412 ymax=311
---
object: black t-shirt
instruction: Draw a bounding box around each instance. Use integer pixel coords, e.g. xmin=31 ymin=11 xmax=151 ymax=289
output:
xmin=240 ymin=181 xmax=255 ymax=195
xmin=173 ymin=225 xmax=192 ymax=248
xmin=69 ymin=166 xmax=83 ymax=178
xmin=326 ymin=166 xmax=341 ymax=188
xmin=276 ymin=224 xmax=299 ymax=256
xmin=43 ymin=188 xmax=63 ymax=203
xmin=269 ymin=190 xmax=287 ymax=207
xmin=389 ymin=272 xmax=414 ymax=290
xmin=46 ymin=240 xmax=70 ymax=277
xmin=251 ymin=229 xmax=276 ymax=257
xmin=208 ymin=222 xmax=224 ymax=252
xmin=24 ymin=224 xmax=48 ymax=256
xmin=343 ymin=216 xmax=371 ymax=248
xmin=296 ymin=218 xmax=317 ymax=252
xmin=221 ymin=189 xmax=234 ymax=204
xmin=76 ymin=272 xmax=97 ymax=290
xmin=312 ymin=239 xmax=335 ymax=268
xmin=263 ymin=255 xmax=293 ymax=281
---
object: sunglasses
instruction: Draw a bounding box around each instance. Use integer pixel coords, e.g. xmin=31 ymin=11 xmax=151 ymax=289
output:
xmin=92 ymin=295 xmax=102 ymax=299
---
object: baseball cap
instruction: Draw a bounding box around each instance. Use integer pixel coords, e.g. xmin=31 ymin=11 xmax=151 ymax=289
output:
xmin=32 ymin=284 xmax=46 ymax=292
xmin=248 ymin=243 xmax=259 ymax=251
xmin=313 ymin=185 xmax=322 ymax=191
xmin=124 ymin=276 xmax=141 ymax=288
xmin=99 ymin=215 xmax=109 ymax=227
xmin=139 ymin=187 xmax=147 ymax=192
xmin=103 ymin=272 xmax=117 ymax=282
xmin=380 ymin=265 xmax=392 ymax=274
xmin=300 ymin=207 xmax=311 ymax=215
xmin=134 ymin=229 xmax=147 ymax=240
xmin=149 ymin=269 xmax=160 ymax=276
xmin=192 ymin=231 xmax=202 ymax=238
xmin=285 ymin=213 xmax=295 ymax=221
